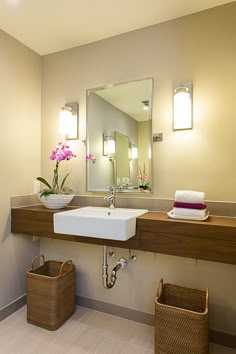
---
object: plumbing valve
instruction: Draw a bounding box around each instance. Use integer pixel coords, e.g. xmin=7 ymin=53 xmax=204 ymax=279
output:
xmin=108 ymin=248 xmax=115 ymax=258
xmin=129 ymin=249 xmax=137 ymax=262
xmin=117 ymin=258 xmax=128 ymax=269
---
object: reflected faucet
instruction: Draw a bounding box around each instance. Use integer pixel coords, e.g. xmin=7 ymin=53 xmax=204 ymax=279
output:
xmin=104 ymin=186 xmax=115 ymax=209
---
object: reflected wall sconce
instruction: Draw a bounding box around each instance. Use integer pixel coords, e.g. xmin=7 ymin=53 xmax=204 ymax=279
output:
xmin=129 ymin=144 xmax=138 ymax=160
xmin=148 ymin=146 xmax=151 ymax=159
xmin=173 ymin=82 xmax=192 ymax=130
xmin=103 ymin=133 xmax=115 ymax=157
xmin=59 ymin=102 xmax=78 ymax=139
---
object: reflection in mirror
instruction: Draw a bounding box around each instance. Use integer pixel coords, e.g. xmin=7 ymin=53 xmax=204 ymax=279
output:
xmin=86 ymin=78 xmax=153 ymax=193
xmin=115 ymin=132 xmax=130 ymax=186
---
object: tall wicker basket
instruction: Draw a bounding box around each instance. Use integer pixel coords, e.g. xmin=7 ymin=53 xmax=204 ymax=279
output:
xmin=155 ymin=279 xmax=209 ymax=354
xmin=27 ymin=255 xmax=75 ymax=330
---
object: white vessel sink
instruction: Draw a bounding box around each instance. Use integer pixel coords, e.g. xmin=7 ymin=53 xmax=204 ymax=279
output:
xmin=53 ymin=206 xmax=148 ymax=241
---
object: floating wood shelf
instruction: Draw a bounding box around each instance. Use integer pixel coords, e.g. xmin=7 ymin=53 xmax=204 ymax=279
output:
xmin=11 ymin=205 xmax=236 ymax=265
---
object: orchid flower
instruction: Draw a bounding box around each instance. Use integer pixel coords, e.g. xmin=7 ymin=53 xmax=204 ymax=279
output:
xmin=86 ymin=153 xmax=96 ymax=163
xmin=37 ymin=142 xmax=76 ymax=197
xmin=136 ymin=163 xmax=151 ymax=190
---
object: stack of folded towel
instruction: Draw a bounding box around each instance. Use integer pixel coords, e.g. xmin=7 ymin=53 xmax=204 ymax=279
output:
xmin=168 ymin=190 xmax=208 ymax=220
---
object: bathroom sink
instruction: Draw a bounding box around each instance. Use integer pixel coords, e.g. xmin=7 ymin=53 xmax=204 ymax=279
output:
xmin=53 ymin=206 xmax=148 ymax=241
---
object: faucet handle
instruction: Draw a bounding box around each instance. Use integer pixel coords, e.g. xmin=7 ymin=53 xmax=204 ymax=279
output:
xmin=107 ymin=186 xmax=114 ymax=193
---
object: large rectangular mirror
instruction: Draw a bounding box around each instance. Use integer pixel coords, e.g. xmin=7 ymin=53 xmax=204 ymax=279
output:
xmin=86 ymin=78 xmax=153 ymax=193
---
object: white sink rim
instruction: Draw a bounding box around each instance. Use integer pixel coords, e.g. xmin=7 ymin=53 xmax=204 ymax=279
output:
xmin=53 ymin=206 xmax=148 ymax=241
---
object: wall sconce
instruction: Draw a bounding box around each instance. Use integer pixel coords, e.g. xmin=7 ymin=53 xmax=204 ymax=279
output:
xmin=103 ymin=133 xmax=115 ymax=157
xmin=59 ymin=102 xmax=78 ymax=139
xmin=173 ymin=82 xmax=192 ymax=130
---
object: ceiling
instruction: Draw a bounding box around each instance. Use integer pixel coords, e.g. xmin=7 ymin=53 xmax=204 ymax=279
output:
xmin=94 ymin=79 xmax=152 ymax=122
xmin=0 ymin=0 xmax=233 ymax=55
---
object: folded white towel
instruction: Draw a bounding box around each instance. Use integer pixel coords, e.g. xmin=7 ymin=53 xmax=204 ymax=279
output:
xmin=175 ymin=190 xmax=205 ymax=204
xmin=172 ymin=207 xmax=207 ymax=219
xmin=167 ymin=209 xmax=209 ymax=221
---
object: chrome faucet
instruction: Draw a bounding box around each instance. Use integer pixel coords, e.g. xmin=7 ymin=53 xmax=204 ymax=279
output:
xmin=104 ymin=186 xmax=115 ymax=209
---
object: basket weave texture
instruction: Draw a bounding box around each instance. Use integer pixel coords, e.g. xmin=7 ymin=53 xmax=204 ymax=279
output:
xmin=27 ymin=255 xmax=75 ymax=330
xmin=155 ymin=279 xmax=209 ymax=354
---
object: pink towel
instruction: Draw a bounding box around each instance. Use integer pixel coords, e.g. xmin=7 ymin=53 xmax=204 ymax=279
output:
xmin=174 ymin=201 xmax=207 ymax=210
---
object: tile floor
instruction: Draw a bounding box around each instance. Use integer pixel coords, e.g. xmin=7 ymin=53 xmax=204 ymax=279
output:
xmin=0 ymin=306 xmax=235 ymax=353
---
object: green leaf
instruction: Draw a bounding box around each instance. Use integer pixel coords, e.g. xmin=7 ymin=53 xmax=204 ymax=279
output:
xmin=61 ymin=186 xmax=74 ymax=194
xmin=40 ymin=188 xmax=55 ymax=197
xmin=37 ymin=177 xmax=52 ymax=189
xmin=60 ymin=173 xmax=69 ymax=189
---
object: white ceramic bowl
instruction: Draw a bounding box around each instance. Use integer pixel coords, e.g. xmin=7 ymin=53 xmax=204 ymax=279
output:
xmin=38 ymin=193 xmax=74 ymax=209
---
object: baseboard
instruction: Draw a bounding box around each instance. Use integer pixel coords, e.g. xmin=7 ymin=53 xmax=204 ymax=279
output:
xmin=76 ymin=295 xmax=236 ymax=349
xmin=209 ymin=329 xmax=236 ymax=349
xmin=77 ymin=295 xmax=154 ymax=326
xmin=0 ymin=295 xmax=26 ymax=321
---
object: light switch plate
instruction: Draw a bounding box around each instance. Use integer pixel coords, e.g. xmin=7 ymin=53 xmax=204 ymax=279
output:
xmin=153 ymin=133 xmax=163 ymax=142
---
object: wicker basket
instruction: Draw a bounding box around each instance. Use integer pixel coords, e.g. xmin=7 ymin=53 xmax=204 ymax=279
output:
xmin=155 ymin=279 xmax=209 ymax=354
xmin=27 ymin=255 xmax=75 ymax=330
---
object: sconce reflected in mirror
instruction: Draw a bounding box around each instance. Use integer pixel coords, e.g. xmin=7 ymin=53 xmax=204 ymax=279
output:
xmin=130 ymin=144 xmax=138 ymax=159
xmin=103 ymin=133 xmax=115 ymax=159
xmin=173 ymin=82 xmax=192 ymax=130
xmin=59 ymin=102 xmax=78 ymax=139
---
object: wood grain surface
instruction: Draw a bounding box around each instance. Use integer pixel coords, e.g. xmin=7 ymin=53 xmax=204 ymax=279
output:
xmin=11 ymin=206 xmax=236 ymax=264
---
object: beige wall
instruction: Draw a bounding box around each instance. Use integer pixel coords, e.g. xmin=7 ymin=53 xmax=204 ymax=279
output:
xmin=42 ymin=2 xmax=236 ymax=202
xmin=40 ymin=3 xmax=236 ymax=334
xmin=0 ymin=29 xmax=41 ymax=309
xmin=41 ymin=240 xmax=236 ymax=335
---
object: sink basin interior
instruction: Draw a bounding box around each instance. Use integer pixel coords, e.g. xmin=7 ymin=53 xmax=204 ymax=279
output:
xmin=53 ymin=206 xmax=148 ymax=241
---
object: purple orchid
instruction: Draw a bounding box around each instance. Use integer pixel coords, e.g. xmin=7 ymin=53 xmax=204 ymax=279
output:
xmin=86 ymin=153 xmax=96 ymax=163
xmin=37 ymin=142 xmax=76 ymax=197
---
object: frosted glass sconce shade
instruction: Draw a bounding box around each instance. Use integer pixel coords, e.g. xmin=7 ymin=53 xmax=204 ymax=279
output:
xmin=107 ymin=139 xmax=115 ymax=154
xmin=59 ymin=102 xmax=78 ymax=139
xmin=173 ymin=82 xmax=192 ymax=130
xmin=131 ymin=145 xmax=138 ymax=159
xmin=103 ymin=133 xmax=115 ymax=156
xmin=60 ymin=107 xmax=72 ymax=134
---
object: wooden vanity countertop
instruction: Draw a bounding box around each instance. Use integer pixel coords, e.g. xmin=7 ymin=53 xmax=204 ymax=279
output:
xmin=11 ymin=205 xmax=236 ymax=265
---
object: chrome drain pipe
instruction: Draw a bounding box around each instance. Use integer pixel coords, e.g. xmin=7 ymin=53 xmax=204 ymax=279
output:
xmin=102 ymin=246 xmax=127 ymax=289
